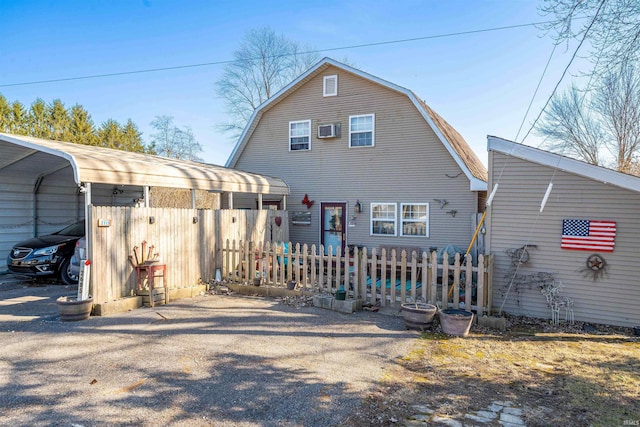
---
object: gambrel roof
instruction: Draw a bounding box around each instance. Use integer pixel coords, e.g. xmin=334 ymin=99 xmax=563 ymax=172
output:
xmin=226 ymin=57 xmax=487 ymax=191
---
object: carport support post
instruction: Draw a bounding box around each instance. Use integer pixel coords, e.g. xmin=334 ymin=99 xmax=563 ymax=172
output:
xmin=228 ymin=192 xmax=234 ymax=209
xmin=191 ymin=189 xmax=196 ymax=209
xmin=144 ymin=186 xmax=150 ymax=207
xmin=258 ymin=194 xmax=263 ymax=210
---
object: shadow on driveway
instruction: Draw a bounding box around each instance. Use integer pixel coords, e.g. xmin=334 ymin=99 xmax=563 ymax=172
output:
xmin=0 ymin=278 xmax=418 ymax=426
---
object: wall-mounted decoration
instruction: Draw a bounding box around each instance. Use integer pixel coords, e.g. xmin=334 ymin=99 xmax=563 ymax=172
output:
xmin=561 ymin=219 xmax=616 ymax=252
xmin=506 ymin=245 xmax=537 ymax=268
xmin=302 ymin=194 xmax=314 ymax=209
xmin=580 ymin=253 xmax=609 ymax=281
xmin=433 ymin=198 xmax=448 ymax=209
xmin=291 ymin=211 xmax=311 ymax=225
xmin=274 ymin=216 xmax=282 ymax=227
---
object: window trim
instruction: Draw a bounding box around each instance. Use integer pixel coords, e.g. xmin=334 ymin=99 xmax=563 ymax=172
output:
xmin=400 ymin=203 xmax=430 ymax=238
xmin=323 ymin=75 xmax=338 ymax=97
xmin=370 ymin=202 xmax=397 ymax=236
xmin=349 ymin=114 xmax=375 ymax=148
xmin=289 ymin=120 xmax=311 ymax=151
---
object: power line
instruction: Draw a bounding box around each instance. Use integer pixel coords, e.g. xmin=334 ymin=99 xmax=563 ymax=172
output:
xmin=0 ymin=19 xmax=560 ymax=88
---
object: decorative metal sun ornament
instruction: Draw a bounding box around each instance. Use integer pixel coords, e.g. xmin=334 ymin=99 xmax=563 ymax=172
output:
xmin=581 ymin=253 xmax=608 ymax=281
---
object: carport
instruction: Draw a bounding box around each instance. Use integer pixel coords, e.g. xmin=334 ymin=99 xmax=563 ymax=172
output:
xmin=0 ymin=132 xmax=289 ymax=297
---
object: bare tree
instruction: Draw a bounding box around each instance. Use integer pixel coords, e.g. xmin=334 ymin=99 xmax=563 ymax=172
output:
xmin=150 ymin=115 xmax=203 ymax=161
xmin=215 ymin=27 xmax=320 ymax=137
xmin=538 ymin=0 xmax=640 ymax=76
xmin=536 ymin=84 xmax=604 ymax=166
xmin=537 ymin=64 xmax=640 ymax=173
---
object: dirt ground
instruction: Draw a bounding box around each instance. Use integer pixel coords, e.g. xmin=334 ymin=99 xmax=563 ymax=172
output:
xmin=343 ymin=315 xmax=640 ymax=427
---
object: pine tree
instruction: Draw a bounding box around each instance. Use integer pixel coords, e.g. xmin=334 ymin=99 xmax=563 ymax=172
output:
xmin=48 ymin=99 xmax=71 ymax=141
xmin=28 ymin=98 xmax=50 ymax=139
xmin=68 ymin=104 xmax=97 ymax=145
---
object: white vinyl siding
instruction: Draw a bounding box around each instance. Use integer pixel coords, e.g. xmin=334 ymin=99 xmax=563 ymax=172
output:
xmin=323 ymin=75 xmax=337 ymax=97
xmin=371 ymin=202 xmax=397 ymax=236
xmin=400 ymin=203 xmax=429 ymax=237
xmin=289 ymin=120 xmax=311 ymax=151
xmin=349 ymin=114 xmax=375 ymax=147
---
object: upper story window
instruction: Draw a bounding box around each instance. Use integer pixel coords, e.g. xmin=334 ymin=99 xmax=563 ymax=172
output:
xmin=289 ymin=120 xmax=311 ymax=151
xmin=323 ymin=75 xmax=338 ymax=97
xmin=349 ymin=114 xmax=375 ymax=147
xmin=371 ymin=202 xmax=397 ymax=236
xmin=400 ymin=203 xmax=429 ymax=237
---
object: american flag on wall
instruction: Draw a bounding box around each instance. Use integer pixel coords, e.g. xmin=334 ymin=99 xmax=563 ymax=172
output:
xmin=561 ymin=219 xmax=616 ymax=252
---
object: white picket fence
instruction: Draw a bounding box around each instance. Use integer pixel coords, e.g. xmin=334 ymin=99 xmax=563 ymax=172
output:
xmin=221 ymin=240 xmax=493 ymax=315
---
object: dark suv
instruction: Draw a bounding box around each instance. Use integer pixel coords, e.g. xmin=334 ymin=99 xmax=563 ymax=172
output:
xmin=6 ymin=221 xmax=85 ymax=285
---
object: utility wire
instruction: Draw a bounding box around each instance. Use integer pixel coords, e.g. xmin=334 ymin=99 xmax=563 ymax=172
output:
xmin=0 ymin=19 xmax=562 ymax=88
xmin=497 ymin=0 xmax=607 ymax=315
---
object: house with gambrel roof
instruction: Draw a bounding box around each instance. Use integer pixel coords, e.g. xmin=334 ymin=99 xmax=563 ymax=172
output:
xmin=225 ymin=58 xmax=487 ymax=257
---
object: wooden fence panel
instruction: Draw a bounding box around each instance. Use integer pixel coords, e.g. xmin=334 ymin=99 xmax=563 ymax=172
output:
xmin=89 ymin=207 xmax=283 ymax=303
xmin=220 ymin=239 xmax=494 ymax=314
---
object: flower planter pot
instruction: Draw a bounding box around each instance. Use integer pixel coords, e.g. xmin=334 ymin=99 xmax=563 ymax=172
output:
xmin=401 ymin=303 xmax=437 ymax=330
xmin=335 ymin=290 xmax=346 ymax=300
xmin=439 ymin=309 xmax=474 ymax=337
xmin=57 ymin=296 xmax=93 ymax=322
xmin=287 ymin=281 xmax=297 ymax=290
xmin=253 ymin=277 xmax=262 ymax=287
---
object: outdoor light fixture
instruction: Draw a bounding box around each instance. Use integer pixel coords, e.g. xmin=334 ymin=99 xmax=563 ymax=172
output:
xmin=354 ymin=200 xmax=362 ymax=214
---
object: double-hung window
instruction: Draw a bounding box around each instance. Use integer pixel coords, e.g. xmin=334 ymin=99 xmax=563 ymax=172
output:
xmin=289 ymin=120 xmax=311 ymax=151
xmin=349 ymin=114 xmax=375 ymax=147
xmin=371 ymin=202 xmax=397 ymax=236
xmin=400 ymin=203 xmax=429 ymax=237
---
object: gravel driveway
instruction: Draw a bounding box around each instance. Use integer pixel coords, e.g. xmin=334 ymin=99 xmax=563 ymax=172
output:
xmin=0 ymin=278 xmax=417 ymax=426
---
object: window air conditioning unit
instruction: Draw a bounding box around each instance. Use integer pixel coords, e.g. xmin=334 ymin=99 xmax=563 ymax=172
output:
xmin=318 ymin=123 xmax=336 ymax=139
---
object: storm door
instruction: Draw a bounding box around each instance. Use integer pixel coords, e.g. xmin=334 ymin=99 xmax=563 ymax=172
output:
xmin=320 ymin=202 xmax=346 ymax=256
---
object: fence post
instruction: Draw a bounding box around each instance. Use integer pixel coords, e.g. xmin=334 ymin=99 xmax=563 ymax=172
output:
xmin=421 ymin=251 xmax=428 ymax=302
xmin=410 ymin=251 xmax=417 ymax=302
xmin=430 ymin=250 xmax=438 ymax=305
xmin=390 ymin=250 xmax=397 ymax=305
xmin=400 ymin=250 xmax=407 ymax=303
xmin=335 ymin=246 xmax=342 ymax=293
xmin=310 ymin=244 xmax=317 ymax=290
xmin=359 ymin=247 xmax=368 ymax=302
xmin=379 ymin=249 xmax=387 ymax=306
xmin=453 ymin=252 xmax=461 ymax=308
xmin=318 ymin=245 xmax=325 ymax=292
xmin=370 ymin=248 xmax=378 ymax=305
xmin=442 ymin=252 xmax=449 ymax=309
xmin=478 ymin=254 xmax=486 ymax=316
xmin=465 ymin=254 xmax=473 ymax=312
xmin=343 ymin=247 xmax=350 ymax=298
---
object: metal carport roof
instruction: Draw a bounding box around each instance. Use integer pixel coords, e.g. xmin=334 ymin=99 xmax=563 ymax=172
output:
xmin=0 ymin=132 xmax=289 ymax=195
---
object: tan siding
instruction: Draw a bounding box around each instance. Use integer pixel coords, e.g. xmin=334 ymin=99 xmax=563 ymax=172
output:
xmin=488 ymin=152 xmax=640 ymax=327
xmin=235 ymin=65 xmax=479 ymax=254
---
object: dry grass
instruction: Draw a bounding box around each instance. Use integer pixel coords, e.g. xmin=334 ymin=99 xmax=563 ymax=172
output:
xmin=346 ymin=318 xmax=640 ymax=426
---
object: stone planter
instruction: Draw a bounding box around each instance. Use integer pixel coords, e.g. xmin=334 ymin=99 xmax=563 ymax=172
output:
xmin=439 ymin=309 xmax=474 ymax=337
xmin=57 ymin=296 xmax=93 ymax=321
xmin=401 ymin=303 xmax=437 ymax=330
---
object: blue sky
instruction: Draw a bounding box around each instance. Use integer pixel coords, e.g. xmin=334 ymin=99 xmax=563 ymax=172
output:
xmin=1 ymin=0 xmax=589 ymax=166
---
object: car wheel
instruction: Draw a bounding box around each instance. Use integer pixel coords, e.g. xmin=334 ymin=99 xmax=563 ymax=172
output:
xmin=60 ymin=257 xmax=79 ymax=286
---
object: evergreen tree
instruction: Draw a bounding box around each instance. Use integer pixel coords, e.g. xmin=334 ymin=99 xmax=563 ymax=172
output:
xmin=97 ymin=119 xmax=123 ymax=149
xmin=28 ymin=98 xmax=49 ymax=138
xmin=0 ymin=95 xmax=10 ymax=133
xmin=48 ymin=99 xmax=71 ymax=141
xmin=9 ymin=101 xmax=27 ymax=135
xmin=121 ymin=119 xmax=146 ymax=153
xmin=68 ymin=104 xmax=97 ymax=145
